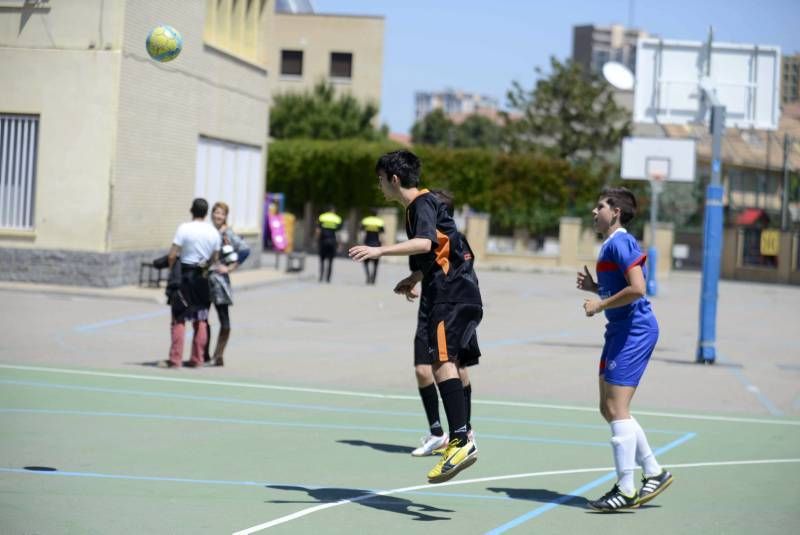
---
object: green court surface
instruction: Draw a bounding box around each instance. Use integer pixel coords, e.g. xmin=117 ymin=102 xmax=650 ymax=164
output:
xmin=1 ymin=364 xmax=798 ymax=534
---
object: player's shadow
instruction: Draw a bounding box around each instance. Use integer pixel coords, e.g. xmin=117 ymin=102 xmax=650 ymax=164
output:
xmin=337 ymin=439 xmax=415 ymax=455
xmin=266 ymin=485 xmax=453 ymax=522
xmin=488 ymin=487 xmax=660 ymax=513
xmin=487 ymin=487 xmax=589 ymax=509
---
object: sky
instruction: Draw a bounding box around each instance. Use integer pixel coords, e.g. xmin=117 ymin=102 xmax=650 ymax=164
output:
xmin=312 ymin=0 xmax=800 ymax=134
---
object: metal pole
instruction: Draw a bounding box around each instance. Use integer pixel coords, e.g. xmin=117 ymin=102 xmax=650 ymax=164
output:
xmin=781 ymin=134 xmax=791 ymax=231
xmin=647 ymin=180 xmax=659 ymax=296
xmin=697 ymin=104 xmax=725 ymax=363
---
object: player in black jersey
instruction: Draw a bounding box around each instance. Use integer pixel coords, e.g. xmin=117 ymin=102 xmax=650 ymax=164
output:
xmin=349 ymin=150 xmax=481 ymax=483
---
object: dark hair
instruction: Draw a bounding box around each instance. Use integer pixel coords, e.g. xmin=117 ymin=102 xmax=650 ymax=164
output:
xmin=191 ymin=198 xmax=209 ymax=218
xmin=599 ymin=187 xmax=637 ymax=224
xmin=430 ymin=189 xmax=454 ymax=216
xmin=375 ymin=150 xmax=421 ymax=188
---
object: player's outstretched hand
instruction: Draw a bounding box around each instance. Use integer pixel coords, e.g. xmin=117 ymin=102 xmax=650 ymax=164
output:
xmin=583 ymin=298 xmax=602 ymax=317
xmin=577 ymin=265 xmax=597 ymax=292
xmin=349 ymin=245 xmax=381 ymax=262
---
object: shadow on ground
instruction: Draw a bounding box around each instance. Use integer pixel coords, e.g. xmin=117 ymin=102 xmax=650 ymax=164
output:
xmin=266 ymin=485 xmax=453 ymax=522
xmin=337 ymin=439 xmax=415 ymax=455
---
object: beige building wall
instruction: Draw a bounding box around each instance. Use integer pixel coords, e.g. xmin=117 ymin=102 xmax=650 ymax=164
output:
xmin=0 ymin=0 xmax=126 ymax=251
xmin=264 ymin=12 xmax=383 ymax=108
xmin=0 ymin=0 xmax=270 ymax=285
xmin=111 ymin=1 xmax=269 ymax=251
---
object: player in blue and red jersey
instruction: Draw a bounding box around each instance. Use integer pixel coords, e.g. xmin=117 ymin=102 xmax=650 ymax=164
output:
xmin=577 ymin=187 xmax=673 ymax=512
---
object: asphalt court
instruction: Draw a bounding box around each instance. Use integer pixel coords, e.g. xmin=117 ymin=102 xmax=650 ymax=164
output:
xmin=1 ymin=257 xmax=799 ymax=533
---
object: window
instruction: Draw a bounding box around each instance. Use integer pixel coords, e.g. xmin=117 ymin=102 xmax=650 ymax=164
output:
xmin=280 ymin=50 xmax=303 ymax=76
xmin=0 ymin=114 xmax=38 ymax=230
xmin=195 ymin=136 xmax=262 ymax=231
xmin=330 ymin=52 xmax=353 ymax=79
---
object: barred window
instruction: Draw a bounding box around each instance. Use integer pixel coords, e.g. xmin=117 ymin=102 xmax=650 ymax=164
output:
xmin=0 ymin=114 xmax=38 ymax=230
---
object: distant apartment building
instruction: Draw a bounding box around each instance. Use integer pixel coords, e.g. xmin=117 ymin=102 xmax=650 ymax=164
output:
xmin=572 ymin=24 xmax=650 ymax=76
xmin=415 ymin=90 xmax=499 ymax=123
xmin=265 ymin=2 xmax=384 ymax=111
xmin=782 ymin=53 xmax=800 ymax=104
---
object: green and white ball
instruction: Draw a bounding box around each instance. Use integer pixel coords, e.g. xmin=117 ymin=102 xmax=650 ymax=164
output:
xmin=146 ymin=25 xmax=182 ymax=62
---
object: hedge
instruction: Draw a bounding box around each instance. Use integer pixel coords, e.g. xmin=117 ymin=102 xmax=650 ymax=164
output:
xmin=267 ymin=139 xmax=605 ymax=234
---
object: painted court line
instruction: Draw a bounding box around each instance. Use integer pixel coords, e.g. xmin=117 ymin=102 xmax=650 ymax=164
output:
xmin=2 ymin=363 xmax=799 ymax=426
xmin=231 ymin=457 xmax=800 ymax=534
xmin=0 ymin=408 xmax=612 ymax=448
xmin=0 ymin=379 xmax=686 ymax=435
xmin=717 ymin=354 xmax=783 ymax=416
xmin=0 ymin=467 xmax=507 ymax=502
xmin=74 ymin=310 xmax=170 ymax=333
xmin=485 ymin=431 xmax=696 ymax=534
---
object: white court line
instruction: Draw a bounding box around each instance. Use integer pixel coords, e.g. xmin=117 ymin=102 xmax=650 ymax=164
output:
xmin=1 ymin=363 xmax=799 ymax=426
xmin=232 ymin=458 xmax=800 ymax=534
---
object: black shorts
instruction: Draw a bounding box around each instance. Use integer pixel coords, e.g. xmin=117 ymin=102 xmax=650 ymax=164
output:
xmin=414 ymin=295 xmax=483 ymax=367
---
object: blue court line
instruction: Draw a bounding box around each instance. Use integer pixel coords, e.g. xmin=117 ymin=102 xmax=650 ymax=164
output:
xmin=482 ymin=331 xmax=572 ymax=349
xmin=0 ymin=379 xmax=689 ymax=436
xmin=484 ymin=431 xmax=697 ymax=534
xmin=717 ymin=355 xmax=783 ymax=416
xmin=0 ymin=467 xmax=510 ymax=503
xmin=0 ymin=408 xmax=612 ymax=448
xmin=74 ymin=310 xmax=169 ymax=333
xmin=71 ymin=282 xmax=309 ymax=333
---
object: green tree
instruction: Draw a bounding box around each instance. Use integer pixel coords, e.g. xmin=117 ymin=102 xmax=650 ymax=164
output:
xmin=505 ymin=57 xmax=631 ymax=161
xmin=412 ymin=110 xmax=504 ymax=149
xmin=410 ymin=109 xmax=454 ymax=146
xmin=453 ymin=115 xmax=504 ymax=149
xmin=269 ymin=81 xmax=384 ymax=140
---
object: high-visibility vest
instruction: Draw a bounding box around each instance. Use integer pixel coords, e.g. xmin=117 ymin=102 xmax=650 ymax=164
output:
xmin=318 ymin=212 xmax=342 ymax=230
xmin=360 ymin=215 xmax=384 ymax=232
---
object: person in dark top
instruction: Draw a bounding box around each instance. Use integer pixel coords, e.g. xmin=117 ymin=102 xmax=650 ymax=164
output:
xmin=349 ymin=150 xmax=481 ymax=484
xmin=317 ymin=206 xmax=342 ymax=283
xmin=403 ymin=189 xmax=481 ymax=457
xmin=360 ymin=209 xmax=385 ymax=285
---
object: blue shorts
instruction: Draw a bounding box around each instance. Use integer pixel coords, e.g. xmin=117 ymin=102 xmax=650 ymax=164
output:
xmin=599 ymin=325 xmax=659 ymax=387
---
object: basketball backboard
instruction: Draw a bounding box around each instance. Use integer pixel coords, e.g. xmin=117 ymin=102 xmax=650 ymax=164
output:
xmin=633 ymin=38 xmax=780 ymax=130
xmin=621 ymin=137 xmax=696 ymax=182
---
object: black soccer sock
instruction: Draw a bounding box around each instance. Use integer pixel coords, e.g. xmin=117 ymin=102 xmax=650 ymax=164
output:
xmin=437 ymin=378 xmax=468 ymax=444
xmin=463 ymin=383 xmax=472 ymax=432
xmin=419 ymin=384 xmax=443 ymax=436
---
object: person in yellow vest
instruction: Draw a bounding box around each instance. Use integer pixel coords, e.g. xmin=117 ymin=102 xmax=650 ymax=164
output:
xmin=317 ymin=206 xmax=343 ymax=283
xmin=360 ymin=210 xmax=385 ymax=285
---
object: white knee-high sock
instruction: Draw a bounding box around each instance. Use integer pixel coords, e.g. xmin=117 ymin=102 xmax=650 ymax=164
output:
xmin=632 ymin=417 xmax=662 ymax=477
xmin=610 ymin=419 xmax=637 ymax=496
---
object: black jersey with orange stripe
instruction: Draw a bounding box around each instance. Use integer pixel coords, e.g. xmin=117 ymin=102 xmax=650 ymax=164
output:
xmin=405 ymin=190 xmax=482 ymax=305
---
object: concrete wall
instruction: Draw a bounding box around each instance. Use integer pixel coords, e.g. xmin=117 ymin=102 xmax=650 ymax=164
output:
xmin=0 ymin=0 xmax=125 ymax=252
xmin=0 ymin=0 xmax=269 ymax=286
xmin=265 ymin=12 xmax=383 ymax=108
xmin=722 ymin=228 xmax=800 ymax=285
xmin=110 ymin=1 xmax=269 ymax=251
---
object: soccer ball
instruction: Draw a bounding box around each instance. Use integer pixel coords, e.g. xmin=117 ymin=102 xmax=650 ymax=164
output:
xmin=146 ymin=25 xmax=183 ymax=62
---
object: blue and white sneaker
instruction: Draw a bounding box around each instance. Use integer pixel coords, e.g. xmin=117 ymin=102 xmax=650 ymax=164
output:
xmin=588 ymin=484 xmax=639 ymax=512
